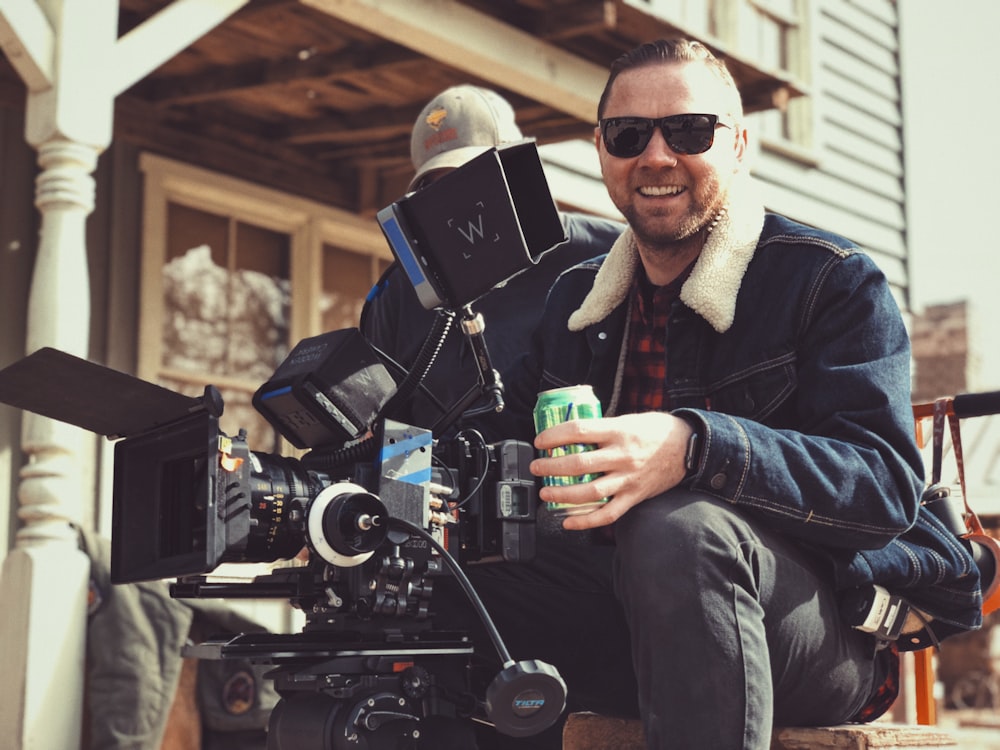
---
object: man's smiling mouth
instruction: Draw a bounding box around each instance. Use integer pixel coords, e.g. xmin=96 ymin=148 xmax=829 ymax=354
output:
xmin=638 ymin=185 xmax=685 ymax=196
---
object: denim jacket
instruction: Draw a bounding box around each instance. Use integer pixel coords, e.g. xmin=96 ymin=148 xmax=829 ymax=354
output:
xmin=492 ymin=182 xmax=982 ymax=647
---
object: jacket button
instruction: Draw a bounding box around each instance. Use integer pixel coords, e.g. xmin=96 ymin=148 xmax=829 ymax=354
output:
xmin=710 ymin=473 xmax=727 ymax=490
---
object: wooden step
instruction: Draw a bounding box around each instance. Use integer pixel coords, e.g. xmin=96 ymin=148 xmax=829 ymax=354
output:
xmin=562 ymin=712 xmax=958 ymax=749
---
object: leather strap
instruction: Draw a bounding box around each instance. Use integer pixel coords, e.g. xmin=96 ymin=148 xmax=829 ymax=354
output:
xmin=930 ymin=397 xmax=999 ymax=613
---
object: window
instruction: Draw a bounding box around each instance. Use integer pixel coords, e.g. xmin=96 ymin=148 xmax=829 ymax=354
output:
xmin=627 ymin=0 xmax=816 ymax=157
xmin=139 ymin=155 xmax=391 ymax=453
xmin=322 ymin=243 xmax=387 ymax=333
xmin=737 ymin=0 xmax=816 ymax=153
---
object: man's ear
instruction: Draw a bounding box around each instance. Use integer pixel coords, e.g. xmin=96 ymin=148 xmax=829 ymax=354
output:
xmin=593 ymin=124 xmax=602 ymax=153
xmin=734 ymin=125 xmax=749 ymax=165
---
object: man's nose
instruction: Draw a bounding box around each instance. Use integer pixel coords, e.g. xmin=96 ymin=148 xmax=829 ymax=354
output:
xmin=638 ymin=127 xmax=679 ymax=165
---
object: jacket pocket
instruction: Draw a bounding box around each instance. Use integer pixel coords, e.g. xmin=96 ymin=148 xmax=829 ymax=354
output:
xmin=705 ymin=351 xmax=797 ymax=421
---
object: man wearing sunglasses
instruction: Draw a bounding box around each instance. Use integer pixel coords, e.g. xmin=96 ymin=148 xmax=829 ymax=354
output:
xmin=448 ymin=38 xmax=983 ymax=750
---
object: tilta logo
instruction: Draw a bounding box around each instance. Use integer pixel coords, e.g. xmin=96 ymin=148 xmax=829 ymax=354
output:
xmin=514 ymin=698 xmax=545 ymax=708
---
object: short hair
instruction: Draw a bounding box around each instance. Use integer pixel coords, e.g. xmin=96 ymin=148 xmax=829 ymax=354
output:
xmin=596 ymin=39 xmax=744 ymax=122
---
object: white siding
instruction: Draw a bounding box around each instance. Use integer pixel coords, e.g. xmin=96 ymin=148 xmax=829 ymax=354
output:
xmin=754 ymin=0 xmax=909 ymax=302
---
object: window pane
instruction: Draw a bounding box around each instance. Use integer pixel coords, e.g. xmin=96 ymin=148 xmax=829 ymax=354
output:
xmin=167 ymin=203 xmax=227 ymax=266
xmin=322 ymin=244 xmax=376 ymax=332
xmin=231 ymin=221 xmax=291 ymax=380
xmin=746 ymin=108 xmax=787 ymax=141
xmin=162 ymin=203 xmax=291 ymax=383
xmin=163 ymin=203 xmax=231 ymax=376
xmin=236 ymin=221 xmax=291 ymax=278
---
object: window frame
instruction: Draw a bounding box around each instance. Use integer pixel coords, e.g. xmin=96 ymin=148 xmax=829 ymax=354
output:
xmin=138 ymin=153 xmax=391 ymax=388
xmin=627 ymin=0 xmax=819 ymax=163
xmin=737 ymin=0 xmax=819 ymax=163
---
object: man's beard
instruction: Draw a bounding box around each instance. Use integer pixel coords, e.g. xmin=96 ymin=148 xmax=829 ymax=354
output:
xmin=625 ymin=181 xmax=727 ymax=255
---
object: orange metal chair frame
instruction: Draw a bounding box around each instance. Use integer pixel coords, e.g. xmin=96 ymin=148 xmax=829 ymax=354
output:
xmin=910 ymin=393 xmax=1000 ymax=724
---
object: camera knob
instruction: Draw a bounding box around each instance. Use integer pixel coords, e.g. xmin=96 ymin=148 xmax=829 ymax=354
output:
xmin=307 ymin=482 xmax=389 ymax=567
xmin=485 ymin=659 xmax=566 ymax=738
xmin=399 ymin=665 xmax=432 ymax=700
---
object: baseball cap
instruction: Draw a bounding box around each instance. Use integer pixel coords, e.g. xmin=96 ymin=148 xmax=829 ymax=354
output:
xmin=409 ymin=85 xmax=523 ymax=190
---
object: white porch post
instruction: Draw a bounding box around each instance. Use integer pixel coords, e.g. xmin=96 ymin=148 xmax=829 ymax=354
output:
xmin=0 ymin=0 xmax=114 ymax=743
xmin=0 ymin=1 xmax=251 ymax=747
xmin=0 ymin=138 xmax=99 ymax=749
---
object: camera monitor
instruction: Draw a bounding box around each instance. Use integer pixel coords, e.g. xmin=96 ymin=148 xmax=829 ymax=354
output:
xmin=377 ymin=139 xmax=567 ymax=310
xmin=251 ymin=328 xmax=396 ymax=450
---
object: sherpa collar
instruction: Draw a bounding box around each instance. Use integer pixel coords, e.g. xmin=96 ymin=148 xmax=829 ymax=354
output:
xmin=567 ymin=174 xmax=765 ymax=334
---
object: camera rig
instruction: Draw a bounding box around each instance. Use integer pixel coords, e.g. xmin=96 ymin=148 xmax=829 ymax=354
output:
xmin=0 ymin=141 xmax=571 ymax=748
xmin=0 ymin=335 xmax=563 ymax=747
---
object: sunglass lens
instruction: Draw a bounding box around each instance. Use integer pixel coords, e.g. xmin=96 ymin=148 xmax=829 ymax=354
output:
xmin=603 ymin=119 xmax=652 ymax=158
xmin=667 ymin=115 xmax=716 ymax=155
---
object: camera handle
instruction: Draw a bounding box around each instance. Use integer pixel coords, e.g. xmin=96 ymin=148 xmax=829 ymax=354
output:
xmin=388 ymin=516 xmax=567 ymax=738
xmin=432 ymin=305 xmax=505 ymax=436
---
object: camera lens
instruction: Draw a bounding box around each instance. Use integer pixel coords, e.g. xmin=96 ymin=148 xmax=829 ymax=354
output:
xmin=244 ymin=453 xmax=317 ymax=561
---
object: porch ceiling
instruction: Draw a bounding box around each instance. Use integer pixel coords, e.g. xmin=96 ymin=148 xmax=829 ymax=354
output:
xmin=0 ymin=0 xmax=804 ymax=214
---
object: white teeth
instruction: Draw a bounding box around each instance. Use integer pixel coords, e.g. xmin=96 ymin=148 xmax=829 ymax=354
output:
xmin=639 ymin=185 xmax=684 ymax=196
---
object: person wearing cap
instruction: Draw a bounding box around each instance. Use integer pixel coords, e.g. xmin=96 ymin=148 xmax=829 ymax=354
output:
xmin=361 ymin=85 xmax=624 ymax=429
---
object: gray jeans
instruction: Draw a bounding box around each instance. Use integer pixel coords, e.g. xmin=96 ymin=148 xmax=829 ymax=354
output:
xmin=614 ymin=491 xmax=878 ymax=749
xmin=437 ymin=490 xmax=879 ymax=750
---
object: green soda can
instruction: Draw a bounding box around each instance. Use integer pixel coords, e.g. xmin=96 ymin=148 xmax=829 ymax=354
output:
xmin=532 ymin=385 xmax=607 ymax=517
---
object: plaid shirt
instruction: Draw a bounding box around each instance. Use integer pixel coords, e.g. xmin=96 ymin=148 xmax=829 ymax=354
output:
xmin=618 ymin=269 xmax=689 ymax=414
xmin=853 ymin=643 xmax=899 ymax=722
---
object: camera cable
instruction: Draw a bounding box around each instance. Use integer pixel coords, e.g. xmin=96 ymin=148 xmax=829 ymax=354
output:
xmin=386 ymin=516 xmax=567 ymax=738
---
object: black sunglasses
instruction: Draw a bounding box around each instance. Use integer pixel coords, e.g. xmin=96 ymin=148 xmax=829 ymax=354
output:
xmin=599 ymin=114 xmax=729 ymax=158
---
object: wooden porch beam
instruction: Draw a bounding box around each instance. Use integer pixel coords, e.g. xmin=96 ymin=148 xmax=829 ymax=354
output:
xmin=114 ymin=96 xmax=357 ymax=208
xmin=524 ymin=1 xmax=610 ymax=41
xmin=299 ymin=0 xmax=607 ymax=124
xmin=0 ymin=0 xmax=53 ymax=91
xmin=280 ymin=104 xmax=415 ymax=145
xmin=144 ymin=44 xmax=418 ymax=105
xmin=110 ymin=0 xmax=252 ymax=96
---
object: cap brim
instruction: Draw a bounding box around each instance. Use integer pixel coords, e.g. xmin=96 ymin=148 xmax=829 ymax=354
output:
xmin=408 ymin=145 xmax=492 ymax=191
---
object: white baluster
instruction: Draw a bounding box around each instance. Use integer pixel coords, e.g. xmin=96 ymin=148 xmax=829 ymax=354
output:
xmin=0 ymin=138 xmax=98 ymax=750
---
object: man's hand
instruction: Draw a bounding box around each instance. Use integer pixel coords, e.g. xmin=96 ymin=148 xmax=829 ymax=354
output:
xmin=531 ymin=412 xmax=695 ymax=530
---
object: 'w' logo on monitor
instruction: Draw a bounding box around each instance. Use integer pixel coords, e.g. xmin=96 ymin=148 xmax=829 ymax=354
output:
xmin=449 ymin=201 xmax=493 ymax=246
xmin=457 ymin=213 xmax=485 ymax=243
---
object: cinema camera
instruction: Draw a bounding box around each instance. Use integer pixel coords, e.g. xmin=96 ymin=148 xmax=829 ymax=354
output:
xmin=0 ymin=141 xmax=571 ymax=749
